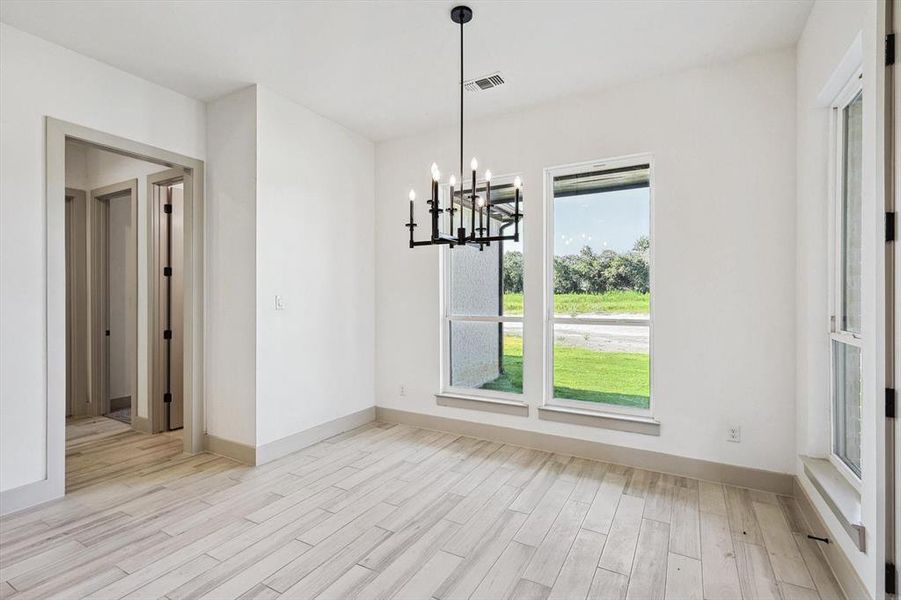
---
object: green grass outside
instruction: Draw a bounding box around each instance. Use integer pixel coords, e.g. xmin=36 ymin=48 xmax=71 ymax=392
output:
xmin=480 ymin=336 xmax=650 ymax=408
xmin=503 ymin=291 xmax=649 ymax=316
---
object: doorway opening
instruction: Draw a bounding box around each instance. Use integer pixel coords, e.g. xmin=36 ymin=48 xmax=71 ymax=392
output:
xmin=60 ymin=133 xmax=199 ymax=493
xmin=0 ymin=117 xmax=207 ymax=515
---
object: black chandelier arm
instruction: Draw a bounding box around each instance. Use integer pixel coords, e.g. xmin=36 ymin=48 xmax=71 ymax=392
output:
xmin=406 ymin=6 xmax=524 ymax=251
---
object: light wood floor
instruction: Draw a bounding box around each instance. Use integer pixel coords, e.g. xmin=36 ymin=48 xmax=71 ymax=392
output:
xmin=0 ymin=417 xmax=844 ymax=600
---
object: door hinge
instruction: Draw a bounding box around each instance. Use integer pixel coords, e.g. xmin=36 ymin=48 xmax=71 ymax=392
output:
xmin=887 ymin=212 xmax=896 ymax=242
xmin=888 ymin=33 xmax=896 ymax=66
xmin=163 ymin=392 xmax=172 ymax=403
xmin=163 ymin=329 xmax=172 ymax=340
xmin=888 ymin=562 xmax=897 ymax=596
xmin=888 ymin=388 xmax=897 ymax=418
xmin=163 ymin=203 xmax=173 ymax=214
xmin=163 ymin=266 xmax=172 ymax=277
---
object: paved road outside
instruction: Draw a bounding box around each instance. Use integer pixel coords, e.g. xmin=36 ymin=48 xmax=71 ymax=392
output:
xmin=504 ymin=313 xmax=649 ymax=354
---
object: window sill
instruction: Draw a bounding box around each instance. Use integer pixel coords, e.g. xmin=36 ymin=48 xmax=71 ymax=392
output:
xmin=537 ymin=404 xmax=660 ymax=436
xmin=435 ymin=393 xmax=529 ymax=417
xmin=800 ymin=455 xmax=865 ymax=551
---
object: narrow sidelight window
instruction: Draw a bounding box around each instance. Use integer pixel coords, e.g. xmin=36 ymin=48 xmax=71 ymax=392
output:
xmin=829 ymin=76 xmax=862 ymax=480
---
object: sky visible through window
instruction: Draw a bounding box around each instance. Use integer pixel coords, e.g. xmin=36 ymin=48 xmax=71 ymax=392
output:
xmin=554 ymin=188 xmax=649 ymax=255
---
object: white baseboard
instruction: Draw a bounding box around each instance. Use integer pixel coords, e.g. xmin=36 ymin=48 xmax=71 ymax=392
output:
xmin=375 ymin=406 xmax=794 ymax=494
xmin=203 ymin=433 xmax=257 ymax=465
xmin=202 ymin=407 xmax=377 ymax=466
xmin=256 ymin=407 xmax=375 ymax=465
xmin=0 ymin=477 xmax=63 ymax=517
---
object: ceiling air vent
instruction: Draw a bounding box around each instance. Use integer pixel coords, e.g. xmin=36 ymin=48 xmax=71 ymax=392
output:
xmin=464 ymin=72 xmax=505 ymax=93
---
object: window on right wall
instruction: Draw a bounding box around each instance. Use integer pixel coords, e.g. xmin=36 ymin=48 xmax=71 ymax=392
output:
xmin=545 ymin=157 xmax=652 ymax=414
xmin=830 ymin=72 xmax=863 ymax=481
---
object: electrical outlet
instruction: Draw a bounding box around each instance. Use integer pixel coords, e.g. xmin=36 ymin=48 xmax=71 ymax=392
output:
xmin=275 ymin=295 xmax=286 ymax=311
xmin=727 ymin=426 xmax=741 ymax=443
xmin=399 ymin=385 xmax=406 ymax=397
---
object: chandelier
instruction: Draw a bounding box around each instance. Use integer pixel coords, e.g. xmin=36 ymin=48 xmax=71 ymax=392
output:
xmin=406 ymin=5 xmax=523 ymax=251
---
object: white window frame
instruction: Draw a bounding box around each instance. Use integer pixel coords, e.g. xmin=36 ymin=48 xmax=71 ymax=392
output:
xmin=542 ymin=154 xmax=655 ymax=417
xmin=827 ymin=69 xmax=864 ymax=489
xmin=439 ymin=173 xmax=525 ymax=402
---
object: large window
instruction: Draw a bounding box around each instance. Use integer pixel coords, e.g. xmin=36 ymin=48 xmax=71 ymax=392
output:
xmin=443 ymin=177 xmax=524 ymax=397
xmin=830 ymin=76 xmax=863 ymax=480
xmin=545 ymin=158 xmax=651 ymax=413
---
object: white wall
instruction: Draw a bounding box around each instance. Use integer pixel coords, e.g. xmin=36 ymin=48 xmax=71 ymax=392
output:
xmin=0 ymin=23 xmax=205 ymax=493
xmin=375 ymin=48 xmax=798 ymax=474
xmin=255 ymin=86 xmax=375 ymax=446
xmin=202 ymin=84 xmax=376 ymax=451
xmin=205 ymin=86 xmax=258 ymax=447
xmin=795 ymin=1 xmax=884 ymax=595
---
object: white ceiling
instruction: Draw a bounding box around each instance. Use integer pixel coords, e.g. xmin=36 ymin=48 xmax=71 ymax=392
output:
xmin=0 ymin=0 xmax=813 ymax=141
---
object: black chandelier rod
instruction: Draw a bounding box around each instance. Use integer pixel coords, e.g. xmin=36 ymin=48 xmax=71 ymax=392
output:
xmin=459 ymin=16 xmax=464 ymax=194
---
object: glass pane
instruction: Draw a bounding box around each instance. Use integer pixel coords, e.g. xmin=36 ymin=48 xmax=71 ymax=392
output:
xmin=832 ymin=340 xmax=861 ymax=477
xmin=449 ymin=201 xmax=523 ymax=317
xmin=552 ymin=170 xmax=649 ymax=318
xmin=552 ymin=321 xmax=649 ymax=409
xmin=450 ymin=321 xmax=522 ymax=394
xmin=841 ymin=91 xmax=863 ymax=334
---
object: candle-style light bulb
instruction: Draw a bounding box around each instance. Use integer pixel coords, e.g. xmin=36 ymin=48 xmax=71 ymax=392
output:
xmin=409 ymin=189 xmax=416 ymax=201
xmin=433 ymin=169 xmax=441 ymax=182
xmin=514 ymin=176 xmax=522 ymax=189
xmin=430 ymin=162 xmax=439 ymax=175
xmin=484 ymin=169 xmax=492 ymax=182
xmin=470 ymin=157 xmax=478 ymax=171
xmin=449 ymin=174 xmax=456 ymax=187
xmin=476 ymin=195 xmax=484 ymax=207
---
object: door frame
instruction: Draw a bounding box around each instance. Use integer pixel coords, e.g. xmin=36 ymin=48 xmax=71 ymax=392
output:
xmin=65 ymin=188 xmax=88 ymax=419
xmin=148 ymin=168 xmax=190 ymax=434
xmin=890 ymin=0 xmax=900 ymax=590
xmin=89 ymin=179 xmax=138 ymax=424
xmin=23 ymin=117 xmax=206 ymax=512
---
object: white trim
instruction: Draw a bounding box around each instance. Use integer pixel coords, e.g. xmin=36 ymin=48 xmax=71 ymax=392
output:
xmin=829 ymin=452 xmax=863 ymax=493
xmin=0 ymin=477 xmax=59 ymax=516
xmin=801 ymin=456 xmax=866 ymax=551
xmin=435 ymin=393 xmax=529 ymax=417
xmin=446 ymin=314 xmax=523 ymax=323
xmin=537 ymin=404 xmax=660 ymax=436
xmin=816 ymin=31 xmax=863 ymax=107
xmin=255 ymin=407 xmax=376 ymax=465
xmin=440 ymin=385 xmax=525 ymax=404
xmin=547 ymin=396 xmax=653 ymax=418
xmin=542 ymin=154 xmax=654 ymax=418
xmin=377 ymin=406 xmax=792 ymax=494
xmin=552 ymin=316 xmax=649 ymax=327
xmin=793 ymin=478 xmax=870 ymax=599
